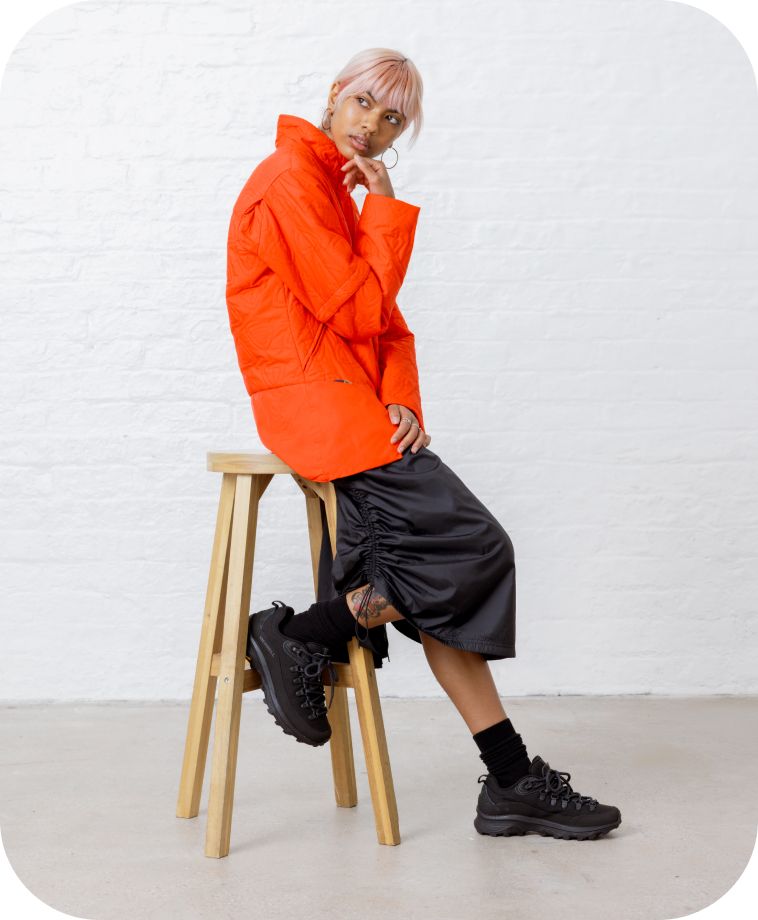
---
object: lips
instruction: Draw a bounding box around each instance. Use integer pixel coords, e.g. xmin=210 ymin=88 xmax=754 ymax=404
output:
xmin=349 ymin=135 xmax=369 ymax=152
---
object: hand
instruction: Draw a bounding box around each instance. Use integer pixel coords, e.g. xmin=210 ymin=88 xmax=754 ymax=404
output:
xmin=386 ymin=403 xmax=431 ymax=454
xmin=340 ymin=158 xmax=370 ymax=194
xmin=341 ymin=153 xmax=395 ymax=198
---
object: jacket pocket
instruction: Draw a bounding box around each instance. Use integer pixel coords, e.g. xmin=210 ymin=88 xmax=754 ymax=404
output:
xmin=302 ymin=323 xmax=326 ymax=371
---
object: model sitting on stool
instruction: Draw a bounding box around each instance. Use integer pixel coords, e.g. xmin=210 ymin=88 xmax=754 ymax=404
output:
xmin=225 ymin=47 xmax=622 ymax=841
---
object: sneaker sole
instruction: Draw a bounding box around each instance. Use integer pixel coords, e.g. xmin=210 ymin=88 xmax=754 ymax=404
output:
xmin=474 ymin=812 xmax=621 ymax=840
xmin=247 ymin=626 xmax=330 ymax=748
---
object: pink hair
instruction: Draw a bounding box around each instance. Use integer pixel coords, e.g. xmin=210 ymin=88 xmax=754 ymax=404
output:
xmin=326 ymin=48 xmax=424 ymax=147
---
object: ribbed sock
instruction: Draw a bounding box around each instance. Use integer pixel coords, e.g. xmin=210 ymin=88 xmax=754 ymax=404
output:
xmin=473 ymin=717 xmax=532 ymax=788
xmin=280 ymin=593 xmax=359 ymax=651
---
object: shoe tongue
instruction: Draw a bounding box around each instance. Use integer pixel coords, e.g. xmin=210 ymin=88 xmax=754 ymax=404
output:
xmin=529 ymin=755 xmax=548 ymax=776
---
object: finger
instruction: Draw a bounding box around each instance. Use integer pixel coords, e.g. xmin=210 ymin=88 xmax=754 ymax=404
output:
xmin=389 ymin=418 xmax=411 ymax=444
xmin=343 ymin=160 xmax=369 ymax=189
xmin=345 ymin=172 xmax=368 ymax=192
xmin=410 ymin=429 xmax=427 ymax=454
xmin=341 ymin=161 xmax=360 ymax=181
xmin=354 ymin=153 xmax=378 ymax=170
xmin=351 ymin=153 xmax=378 ymax=180
xmin=396 ymin=422 xmax=421 ymax=453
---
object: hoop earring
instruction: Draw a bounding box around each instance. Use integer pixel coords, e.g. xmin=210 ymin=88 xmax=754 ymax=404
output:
xmin=380 ymin=144 xmax=399 ymax=169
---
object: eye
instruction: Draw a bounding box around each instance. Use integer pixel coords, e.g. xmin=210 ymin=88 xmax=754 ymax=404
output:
xmin=356 ymin=96 xmax=402 ymax=126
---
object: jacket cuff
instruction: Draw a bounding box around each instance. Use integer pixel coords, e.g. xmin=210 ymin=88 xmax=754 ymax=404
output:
xmin=359 ymin=193 xmax=421 ymax=232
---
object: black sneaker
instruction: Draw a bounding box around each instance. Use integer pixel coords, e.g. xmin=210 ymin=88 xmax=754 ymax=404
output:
xmin=474 ymin=754 xmax=622 ymax=840
xmin=246 ymin=600 xmax=337 ymax=747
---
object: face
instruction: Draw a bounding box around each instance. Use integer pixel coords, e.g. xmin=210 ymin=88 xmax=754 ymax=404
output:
xmin=323 ymin=81 xmax=405 ymax=159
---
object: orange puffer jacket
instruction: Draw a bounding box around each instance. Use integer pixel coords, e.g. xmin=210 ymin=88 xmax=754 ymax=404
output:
xmin=226 ymin=113 xmax=425 ymax=481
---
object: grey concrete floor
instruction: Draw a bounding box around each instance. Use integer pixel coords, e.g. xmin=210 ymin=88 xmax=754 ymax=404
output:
xmin=1 ymin=696 xmax=756 ymax=920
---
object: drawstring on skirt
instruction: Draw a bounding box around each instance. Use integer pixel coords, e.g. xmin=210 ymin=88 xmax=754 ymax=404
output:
xmin=328 ymin=446 xmax=517 ymax=663
xmin=348 ymin=487 xmax=389 ymax=663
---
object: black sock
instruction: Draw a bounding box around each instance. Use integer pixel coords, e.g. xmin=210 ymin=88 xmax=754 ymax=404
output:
xmin=280 ymin=593 xmax=359 ymax=651
xmin=473 ymin=717 xmax=532 ymax=788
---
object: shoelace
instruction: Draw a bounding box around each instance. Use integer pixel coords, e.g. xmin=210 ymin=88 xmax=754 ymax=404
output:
xmin=478 ymin=763 xmax=599 ymax=811
xmin=287 ymin=643 xmax=338 ymax=720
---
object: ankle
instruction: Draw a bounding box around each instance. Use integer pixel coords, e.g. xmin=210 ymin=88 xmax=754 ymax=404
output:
xmin=280 ymin=594 xmax=357 ymax=651
xmin=473 ymin=716 xmax=531 ymax=787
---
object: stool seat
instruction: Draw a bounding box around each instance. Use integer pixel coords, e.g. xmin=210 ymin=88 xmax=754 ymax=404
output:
xmin=206 ymin=451 xmax=295 ymax=475
xmin=176 ymin=450 xmax=400 ymax=857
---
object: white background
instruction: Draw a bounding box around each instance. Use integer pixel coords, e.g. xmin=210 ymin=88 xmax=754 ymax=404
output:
xmin=1 ymin=0 xmax=757 ymax=703
xmin=1 ymin=4 xmax=757 ymax=920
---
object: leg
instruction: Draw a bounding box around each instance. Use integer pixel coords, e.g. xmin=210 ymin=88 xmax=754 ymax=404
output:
xmin=419 ymin=631 xmax=507 ymax=734
xmin=343 ymin=591 xmax=508 ymax=735
xmin=345 ymin=584 xmax=406 ymax=627
xmin=343 ymin=589 xmax=506 ymax=735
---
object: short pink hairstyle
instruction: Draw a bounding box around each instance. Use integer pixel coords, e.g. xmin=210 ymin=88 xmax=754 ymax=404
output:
xmin=324 ymin=48 xmax=424 ymax=147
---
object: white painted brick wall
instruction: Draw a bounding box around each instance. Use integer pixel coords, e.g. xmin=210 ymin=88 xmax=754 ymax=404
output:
xmin=1 ymin=0 xmax=756 ymax=700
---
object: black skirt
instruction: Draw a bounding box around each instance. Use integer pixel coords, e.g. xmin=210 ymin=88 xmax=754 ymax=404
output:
xmin=316 ymin=446 xmax=516 ymax=668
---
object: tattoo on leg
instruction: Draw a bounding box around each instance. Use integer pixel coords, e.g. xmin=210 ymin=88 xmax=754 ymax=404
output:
xmin=349 ymin=585 xmax=392 ymax=622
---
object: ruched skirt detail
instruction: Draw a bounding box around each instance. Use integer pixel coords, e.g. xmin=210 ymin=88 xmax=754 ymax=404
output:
xmin=315 ymin=446 xmax=517 ymax=667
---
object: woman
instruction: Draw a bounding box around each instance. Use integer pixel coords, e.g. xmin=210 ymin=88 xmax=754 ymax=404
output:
xmin=226 ymin=48 xmax=621 ymax=840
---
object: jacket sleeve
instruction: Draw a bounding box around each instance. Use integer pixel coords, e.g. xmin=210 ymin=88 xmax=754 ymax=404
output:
xmin=239 ymin=167 xmax=421 ymax=342
xmin=378 ymin=301 xmax=425 ymax=431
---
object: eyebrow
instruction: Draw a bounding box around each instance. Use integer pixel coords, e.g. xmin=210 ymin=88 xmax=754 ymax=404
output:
xmin=363 ymin=90 xmax=403 ymax=117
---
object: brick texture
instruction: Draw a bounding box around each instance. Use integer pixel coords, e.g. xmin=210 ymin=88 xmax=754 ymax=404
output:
xmin=1 ymin=1 xmax=757 ymax=699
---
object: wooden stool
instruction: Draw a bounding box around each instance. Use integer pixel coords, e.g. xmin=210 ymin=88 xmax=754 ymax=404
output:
xmin=175 ymin=451 xmax=400 ymax=857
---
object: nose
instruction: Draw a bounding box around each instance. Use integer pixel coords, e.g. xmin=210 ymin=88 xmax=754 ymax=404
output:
xmin=361 ymin=113 xmax=381 ymax=134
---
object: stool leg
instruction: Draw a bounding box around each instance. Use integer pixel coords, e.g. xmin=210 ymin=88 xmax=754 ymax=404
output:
xmin=320 ymin=482 xmax=399 ymax=843
xmin=177 ymin=473 xmax=235 ymax=820
xmin=349 ymin=638 xmax=401 ymax=845
xmin=303 ymin=490 xmax=357 ymax=808
xmin=205 ymin=473 xmax=260 ymax=858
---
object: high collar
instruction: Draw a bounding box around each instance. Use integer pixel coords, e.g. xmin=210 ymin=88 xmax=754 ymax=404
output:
xmin=275 ymin=113 xmax=351 ymax=188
